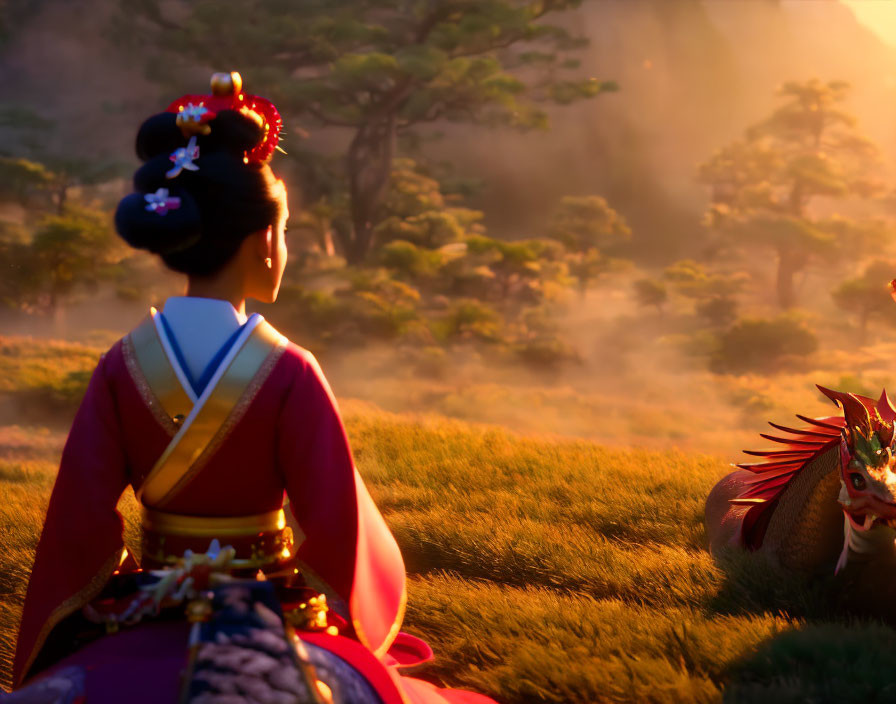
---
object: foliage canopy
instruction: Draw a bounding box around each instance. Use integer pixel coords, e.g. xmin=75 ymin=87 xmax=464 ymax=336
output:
xmin=699 ymin=79 xmax=885 ymax=309
xmin=117 ymin=0 xmax=616 ymax=262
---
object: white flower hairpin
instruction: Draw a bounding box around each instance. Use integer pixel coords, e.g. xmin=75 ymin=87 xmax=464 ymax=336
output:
xmin=177 ymin=102 xmax=212 ymax=136
xmin=166 ymin=135 xmax=200 ymax=179
xmin=144 ymin=188 xmax=181 ymax=215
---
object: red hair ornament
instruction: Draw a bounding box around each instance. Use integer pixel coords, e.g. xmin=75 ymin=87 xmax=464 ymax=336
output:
xmin=166 ymin=71 xmax=283 ymax=164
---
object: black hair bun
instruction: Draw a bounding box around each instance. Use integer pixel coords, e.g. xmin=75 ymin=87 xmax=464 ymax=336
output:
xmin=114 ymin=188 xmax=202 ymax=256
xmin=135 ymin=113 xmax=184 ymax=162
xmin=201 ymin=110 xmax=265 ymax=158
xmin=132 ymin=154 xmax=191 ymax=194
xmin=134 ymin=110 xmax=265 ymax=163
xmin=117 ymin=99 xmax=284 ymax=277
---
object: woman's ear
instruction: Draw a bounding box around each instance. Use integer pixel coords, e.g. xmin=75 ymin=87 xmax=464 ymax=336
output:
xmin=253 ymin=225 xmax=273 ymax=261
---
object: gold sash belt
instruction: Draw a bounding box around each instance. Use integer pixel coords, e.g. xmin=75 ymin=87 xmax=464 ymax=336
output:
xmin=140 ymin=507 xmax=294 ymax=570
xmin=141 ymin=507 xmax=287 ymax=537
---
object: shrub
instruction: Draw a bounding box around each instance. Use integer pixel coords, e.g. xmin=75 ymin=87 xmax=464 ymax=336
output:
xmin=548 ymin=195 xmax=631 ymax=253
xmin=435 ymin=299 xmax=503 ymax=343
xmin=696 ymin=295 xmax=738 ymax=327
xmin=663 ymin=259 xmax=744 ymax=300
xmin=710 ymin=315 xmax=818 ymax=374
xmin=515 ymin=336 xmax=581 ymax=368
xmin=831 ymin=259 xmax=896 ymax=341
xmin=633 ymin=278 xmax=667 ymax=311
xmin=377 ymin=240 xmax=445 ymax=281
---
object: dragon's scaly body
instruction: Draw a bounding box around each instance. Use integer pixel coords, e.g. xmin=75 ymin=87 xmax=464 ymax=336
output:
xmin=707 ymin=387 xmax=896 ymax=574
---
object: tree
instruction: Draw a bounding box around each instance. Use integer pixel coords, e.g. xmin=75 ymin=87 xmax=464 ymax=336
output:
xmin=0 ymin=221 xmax=41 ymax=310
xmin=36 ymin=157 xmax=125 ymax=215
xmin=832 ymin=260 xmax=896 ymax=344
xmin=661 ymin=260 xmax=742 ymax=326
xmin=1 ymin=102 xmax=126 ymax=215
xmin=633 ymin=277 xmax=666 ymax=312
xmin=699 ymin=79 xmax=886 ymax=309
xmin=549 ymin=195 xmax=631 ymax=252
xmin=0 ymin=156 xmax=53 ymax=207
xmin=548 ymin=195 xmax=630 ymax=292
xmin=30 ymin=206 xmax=121 ymax=314
xmin=290 ymin=198 xmax=340 ymax=259
xmin=663 ymin=259 xmax=744 ymax=299
xmin=117 ymin=0 xmax=616 ymax=263
xmin=373 ymin=159 xmax=484 ymax=250
xmin=695 ymin=295 xmax=737 ymax=327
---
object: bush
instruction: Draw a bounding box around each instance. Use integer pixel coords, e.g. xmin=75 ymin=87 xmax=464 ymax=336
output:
xmin=663 ymin=259 xmax=744 ymax=299
xmin=434 ymin=299 xmax=503 ymax=343
xmin=710 ymin=315 xmax=818 ymax=374
xmin=377 ymin=240 xmax=445 ymax=281
xmin=548 ymin=195 xmax=631 ymax=253
xmin=633 ymin=278 xmax=667 ymax=310
xmin=696 ymin=295 xmax=737 ymax=327
xmin=831 ymin=259 xmax=896 ymax=340
xmin=514 ymin=336 xmax=581 ymax=368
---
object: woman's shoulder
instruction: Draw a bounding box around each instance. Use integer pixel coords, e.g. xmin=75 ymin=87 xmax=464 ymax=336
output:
xmin=265 ymin=326 xmax=334 ymax=396
xmin=96 ymin=335 xmax=128 ymax=378
xmin=278 ymin=336 xmax=325 ymax=380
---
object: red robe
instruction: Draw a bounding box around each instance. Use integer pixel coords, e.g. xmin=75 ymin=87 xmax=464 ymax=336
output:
xmin=13 ymin=319 xmax=494 ymax=704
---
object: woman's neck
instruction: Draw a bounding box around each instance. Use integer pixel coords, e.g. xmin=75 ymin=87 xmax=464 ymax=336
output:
xmin=185 ymin=276 xmax=247 ymax=317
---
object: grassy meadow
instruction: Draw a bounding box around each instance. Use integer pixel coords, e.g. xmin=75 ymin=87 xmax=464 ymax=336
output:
xmin=3 ymin=336 xmax=896 ymax=702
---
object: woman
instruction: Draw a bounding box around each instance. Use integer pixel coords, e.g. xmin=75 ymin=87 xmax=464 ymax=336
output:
xmin=10 ymin=72 xmax=495 ymax=704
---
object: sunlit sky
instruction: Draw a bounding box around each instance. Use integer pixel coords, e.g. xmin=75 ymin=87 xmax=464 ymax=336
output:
xmin=841 ymin=0 xmax=896 ymax=47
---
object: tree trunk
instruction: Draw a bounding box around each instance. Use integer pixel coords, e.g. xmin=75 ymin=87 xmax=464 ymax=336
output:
xmin=776 ymin=249 xmax=801 ymax=309
xmin=321 ymin=229 xmax=336 ymax=257
xmin=48 ymin=279 xmax=66 ymax=336
xmin=343 ymin=115 xmax=396 ymax=265
xmin=578 ymin=275 xmax=589 ymax=300
xmin=56 ymin=183 xmax=68 ymax=215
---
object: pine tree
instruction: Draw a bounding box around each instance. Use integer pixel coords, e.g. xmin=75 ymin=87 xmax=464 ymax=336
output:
xmin=116 ymin=0 xmax=616 ymax=262
xmin=699 ymin=79 xmax=885 ymax=309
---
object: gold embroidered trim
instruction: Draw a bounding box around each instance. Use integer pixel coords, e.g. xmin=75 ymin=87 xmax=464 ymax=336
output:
xmin=16 ymin=548 xmax=123 ymax=688
xmin=354 ymin=580 xmax=408 ymax=661
xmin=192 ymin=339 xmax=287 ymax=472
xmin=139 ymin=320 xmax=284 ymax=507
xmin=123 ymin=332 xmax=178 ymax=437
xmin=157 ymin=338 xmax=287 ymax=506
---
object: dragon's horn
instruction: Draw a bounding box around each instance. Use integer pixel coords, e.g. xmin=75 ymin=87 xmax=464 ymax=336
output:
xmin=817 ymin=385 xmax=872 ymax=441
xmin=876 ymin=389 xmax=896 ymax=446
xmin=817 ymin=385 xmax=843 ymax=407
xmin=878 ymin=389 xmax=896 ymax=423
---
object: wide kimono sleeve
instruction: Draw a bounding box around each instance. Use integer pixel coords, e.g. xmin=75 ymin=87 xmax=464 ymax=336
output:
xmin=277 ymin=349 xmax=406 ymax=658
xmin=13 ymin=350 xmax=130 ymax=687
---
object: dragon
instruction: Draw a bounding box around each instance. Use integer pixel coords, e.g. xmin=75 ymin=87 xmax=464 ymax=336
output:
xmin=706 ymin=385 xmax=896 ymax=574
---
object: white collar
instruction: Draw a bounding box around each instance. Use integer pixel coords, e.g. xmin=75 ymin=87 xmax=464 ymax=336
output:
xmin=162 ymin=296 xmax=248 ymax=325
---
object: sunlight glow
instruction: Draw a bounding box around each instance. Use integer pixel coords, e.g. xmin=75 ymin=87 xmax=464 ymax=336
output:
xmin=841 ymin=0 xmax=896 ymax=48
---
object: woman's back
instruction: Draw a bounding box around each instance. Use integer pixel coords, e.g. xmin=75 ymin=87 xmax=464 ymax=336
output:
xmin=10 ymin=72 xmax=498 ymax=704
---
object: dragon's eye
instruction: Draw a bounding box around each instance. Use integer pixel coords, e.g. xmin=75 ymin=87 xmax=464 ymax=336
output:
xmin=851 ymin=473 xmax=867 ymax=491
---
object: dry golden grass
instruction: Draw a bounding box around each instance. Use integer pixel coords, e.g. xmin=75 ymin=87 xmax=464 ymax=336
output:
xmin=3 ymin=407 xmax=896 ymax=702
xmin=3 ymin=336 xmax=896 ymax=701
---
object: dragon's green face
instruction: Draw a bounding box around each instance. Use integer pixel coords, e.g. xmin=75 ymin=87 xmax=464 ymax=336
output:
xmin=840 ymin=428 xmax=896 ymax=530
xmin=815 ymin=387 xmax=896 ymax=573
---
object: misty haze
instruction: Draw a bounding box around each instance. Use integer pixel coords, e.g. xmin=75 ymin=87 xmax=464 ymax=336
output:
xmin=4 ymin=1 xmax=896 ymax=701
